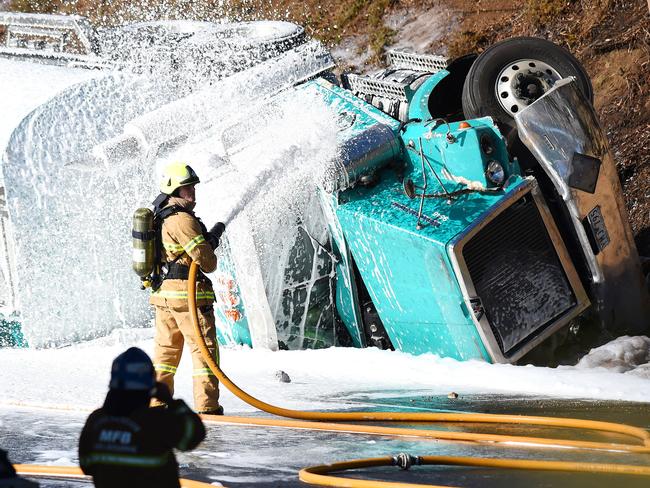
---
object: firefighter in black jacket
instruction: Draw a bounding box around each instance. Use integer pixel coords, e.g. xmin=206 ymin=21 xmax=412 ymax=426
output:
xmin=79 ymin=347 xmax=205 ymax=488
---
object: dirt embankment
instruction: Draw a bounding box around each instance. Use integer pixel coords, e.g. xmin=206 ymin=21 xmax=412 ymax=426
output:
xmin=5 ymin=0 xmax=649 ymax=254
xmin=326 ymin=0 xmax=650 ymax=256
xmin=429 ymin=0 xmax=650 ymax=256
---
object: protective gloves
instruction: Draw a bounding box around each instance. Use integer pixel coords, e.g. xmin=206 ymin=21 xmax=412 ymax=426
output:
xmin=206 ymin=222 xmax=226 ymax=250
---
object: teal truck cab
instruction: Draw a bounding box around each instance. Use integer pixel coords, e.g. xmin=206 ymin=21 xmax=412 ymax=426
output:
xmin=214 ymin=38 xmax=649 ymax=364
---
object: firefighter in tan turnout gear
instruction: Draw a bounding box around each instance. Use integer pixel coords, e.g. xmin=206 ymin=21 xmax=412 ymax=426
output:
xmin=150 ymin=162 xmax=226 ymax=415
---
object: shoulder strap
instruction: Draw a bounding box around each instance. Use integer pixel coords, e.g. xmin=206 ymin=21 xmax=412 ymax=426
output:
xmin=155 ymin=205 xmax=194 ymax=223
xmin=156 ymin=205 xmax=208 ymax=236
xmin=151 ymin=206 xmax=186 ymax=278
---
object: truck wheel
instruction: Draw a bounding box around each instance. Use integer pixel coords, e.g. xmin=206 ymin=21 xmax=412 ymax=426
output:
xmin=461 ymin=37 xmax=593 ymax=133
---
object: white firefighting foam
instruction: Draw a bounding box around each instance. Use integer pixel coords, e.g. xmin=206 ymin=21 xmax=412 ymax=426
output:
xmin=2 ymin=70 xmax=180 ymax=346
xmin=0 ymin=58 xmax=100 ymax=154
xmin=0 ymin=38 xmax=336 ymax=348
xmin=0 ymin=59 xmax=102 ymax=318
xmin=576 ymin=335 xmax=650 ymax=377
xmin=165 ymin=91 xmax=341 ymax=349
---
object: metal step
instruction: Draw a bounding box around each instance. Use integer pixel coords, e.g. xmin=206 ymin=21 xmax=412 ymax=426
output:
xmin=346 ymin=74 xmax=413 ymax=102
xmin=0 ymin=12 xmax=97 ymax=58
xmin=387 ymin=50 xmax=448 ymax=73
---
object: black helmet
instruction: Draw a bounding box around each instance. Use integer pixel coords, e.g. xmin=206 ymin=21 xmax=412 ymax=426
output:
xmin=109 ymin=347 xmax=155 ymax=393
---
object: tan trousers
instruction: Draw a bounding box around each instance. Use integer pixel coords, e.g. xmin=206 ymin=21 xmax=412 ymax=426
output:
xmin=152 ymin=302 xmax=220 ymax=412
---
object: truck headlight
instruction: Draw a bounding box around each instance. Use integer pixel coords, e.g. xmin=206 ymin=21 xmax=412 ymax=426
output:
xmin=486 ymin=160 xmax=505 ymax=186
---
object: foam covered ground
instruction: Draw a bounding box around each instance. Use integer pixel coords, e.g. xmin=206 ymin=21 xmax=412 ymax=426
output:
xmin=1 ymin=330 xmax=649 ymax=415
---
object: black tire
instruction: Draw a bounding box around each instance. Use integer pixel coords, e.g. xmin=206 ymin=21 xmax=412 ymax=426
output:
xmin=462 ymin=37 xmax=593 ymax=133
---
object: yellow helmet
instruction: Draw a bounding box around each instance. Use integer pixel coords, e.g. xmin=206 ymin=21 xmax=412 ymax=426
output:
xmin=159 ymin=161 xmax=200 ymax=195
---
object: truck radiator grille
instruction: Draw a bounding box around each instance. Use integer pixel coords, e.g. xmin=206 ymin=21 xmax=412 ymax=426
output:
xmin=462 ymin=194 xmax=576 ymax=356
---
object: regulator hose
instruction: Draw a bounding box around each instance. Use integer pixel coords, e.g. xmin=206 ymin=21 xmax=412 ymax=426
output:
xmin=187 ymin=261 xmax=650 ymax=486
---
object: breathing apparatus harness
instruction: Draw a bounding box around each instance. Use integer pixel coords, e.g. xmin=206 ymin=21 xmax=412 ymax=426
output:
xmin=132 ymin=193 xmax=210 ymax=290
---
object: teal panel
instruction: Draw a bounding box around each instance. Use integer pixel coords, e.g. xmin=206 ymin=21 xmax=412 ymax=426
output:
xmin=294 ymin=78 xmax=407 ymax=348
xmin=213 ymin=242 xmax=252 ymax=348
xmin=0 ymin=314 xmax=27 ymax=348
xmin=400 ymin=118 xmax=519 ymax=193
xmin=318 ymin=191 xmax=364 ymax=347
xmin=408 ymin=70 xmax=450 ymax=121
xmin=299 ymin=79 xmax=402 ymax=134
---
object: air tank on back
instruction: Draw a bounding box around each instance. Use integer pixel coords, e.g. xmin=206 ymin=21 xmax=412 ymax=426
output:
xmin=132 ymin=207 xmax=155 ymax=282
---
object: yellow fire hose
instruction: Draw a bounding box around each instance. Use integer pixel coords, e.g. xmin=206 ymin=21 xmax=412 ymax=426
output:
xmin=299 ymin=455 xmax=650 ymax=487
xmin=187 ymin=261 xmax=650 ymax=486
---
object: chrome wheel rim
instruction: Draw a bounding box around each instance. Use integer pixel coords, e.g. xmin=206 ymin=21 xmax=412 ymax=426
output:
xmin=496 ymin=59 xmax=562 ymax=115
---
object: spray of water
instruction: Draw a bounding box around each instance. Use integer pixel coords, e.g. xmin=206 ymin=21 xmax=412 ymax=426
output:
xmin=162 ymin=90 xmax=342 ymax=349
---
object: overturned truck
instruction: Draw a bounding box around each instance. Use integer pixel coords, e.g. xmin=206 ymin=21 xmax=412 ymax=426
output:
xmin=213 ymin=37 xmax=650 ymax=363
xmin=0 ymin=13 xmax=647 ymax=363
